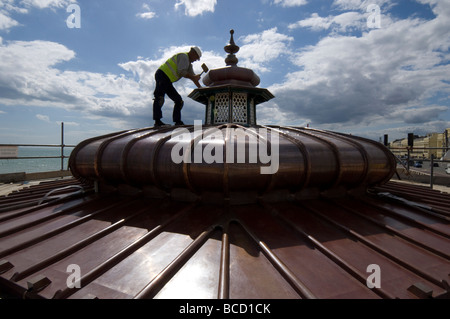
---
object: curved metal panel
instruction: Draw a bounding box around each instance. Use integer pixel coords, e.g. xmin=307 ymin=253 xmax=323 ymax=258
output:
xmin=69 ymin=125 xmax=396 ymax=196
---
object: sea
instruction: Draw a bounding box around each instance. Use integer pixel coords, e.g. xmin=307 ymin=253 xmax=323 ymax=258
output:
xmin=0 ymin=146 xmax=74 ymax=175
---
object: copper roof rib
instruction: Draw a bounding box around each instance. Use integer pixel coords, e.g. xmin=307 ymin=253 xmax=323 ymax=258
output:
xmin=0 ymin=179 xmax=449 ymax=299
xmin=268 ymin=202 xmax=395 ymax=299
xmin=301 ymin=200 xmax=448 ymax=291
xmin=53 ymin=200 xmax=197 ymax=299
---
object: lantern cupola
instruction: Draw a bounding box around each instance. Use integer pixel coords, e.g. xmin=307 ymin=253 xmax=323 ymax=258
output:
xmin=188 ymin=30 xmax=274 ymax=126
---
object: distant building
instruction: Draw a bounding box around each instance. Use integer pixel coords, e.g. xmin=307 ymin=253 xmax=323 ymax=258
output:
xmin=389 ymin=128 xmax=450 ymax=159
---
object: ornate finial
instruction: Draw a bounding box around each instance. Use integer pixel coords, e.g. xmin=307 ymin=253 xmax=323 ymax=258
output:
xmin=224 ymin=29 xmax=239 ymax=66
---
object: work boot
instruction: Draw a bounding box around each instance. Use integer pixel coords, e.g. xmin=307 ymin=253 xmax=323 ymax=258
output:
xmin=154 ymin=119 xmax=166 ymax=127
xmin=174 ymin=121 xmax=185 ymax=126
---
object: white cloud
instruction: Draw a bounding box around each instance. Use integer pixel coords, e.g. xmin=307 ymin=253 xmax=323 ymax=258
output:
xmin=136 ymin=4 xmax=157 ymax=20
xmin=417 ymin=0 xmax=450 ymax=19
xmin=20 ymin=0 xmax=75 ymax=10
xmin=0 ymin=40 xmax=76 ymax=104
xmin=288 ymin=9 xmax=390 ymax=33
xmin=0 ymin=0 xmax=28 ymax=13
xmin=332 ymin=11 xmax=365 ymax=31
xmin=0 ymin=39 xmax=149 ymax=125
xmin=0 ymin=11 xmax=19 ymax=30
xmin=36 ymin=114 xmax=50 ymax=122
xmin=137 ymin=11 xmax=156 ymax=19
xmin=175 ymin=0 xmax=216 ymax=17
xmin=0 ymin=0 xmax=76 ymax=31
xmin=332 ymin=0 xmax=362 ymax=10
xmin=288 ymin=13 xmax=332 ymax=31
xmin=262 ymin=3 xmax=450 ymax=140
xmin=286 ymin=1 xmax=397 ymax=34
xmin=332 ymin=0 xmax=392 ymax=11
xmin=273 ymin=0 xmax=308 ymax=7
xmin=0 ymin=1 xmax=448 ymax=139
xmin=238 ymin=28 xmax=294 ymax=72
xmin=0 ymin=40 xmax=222 ymax=128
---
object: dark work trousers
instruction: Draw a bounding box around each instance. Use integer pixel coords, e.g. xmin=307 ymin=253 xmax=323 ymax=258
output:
xmin=153 ymin=69 xmax=183 ymax=122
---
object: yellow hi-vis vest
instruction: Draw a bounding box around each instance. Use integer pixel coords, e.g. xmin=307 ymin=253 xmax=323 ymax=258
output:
xmin=159 ymin=53 xmax=187 ymax=83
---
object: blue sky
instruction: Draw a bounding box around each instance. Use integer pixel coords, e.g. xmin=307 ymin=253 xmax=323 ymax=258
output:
xmin=0 ymin=0 xmax=449 ymax=145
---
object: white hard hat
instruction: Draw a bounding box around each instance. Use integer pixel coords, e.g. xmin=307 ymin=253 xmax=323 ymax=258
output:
xmin=192 ymin=46 xmax=202 ymax=58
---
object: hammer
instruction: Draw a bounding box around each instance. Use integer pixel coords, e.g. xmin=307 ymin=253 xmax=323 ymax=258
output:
xmin=200 ymin=63 xmax=209 ymax=76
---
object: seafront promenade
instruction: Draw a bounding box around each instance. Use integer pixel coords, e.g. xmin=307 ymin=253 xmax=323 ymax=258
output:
xmin=0 ymin=171 xmax=73 ymax=196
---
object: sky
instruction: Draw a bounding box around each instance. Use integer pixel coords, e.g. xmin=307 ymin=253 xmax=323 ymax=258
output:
xmin=0 ymin=0 xmax=449 ymax=146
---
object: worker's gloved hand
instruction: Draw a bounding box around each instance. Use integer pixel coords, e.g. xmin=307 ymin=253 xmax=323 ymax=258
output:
xmin=193 ymin=74 xmax=202 ymax=88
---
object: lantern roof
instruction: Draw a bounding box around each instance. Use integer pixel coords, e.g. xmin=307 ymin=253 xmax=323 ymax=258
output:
xmin=189 ymin=30 xmax=274 ymax=104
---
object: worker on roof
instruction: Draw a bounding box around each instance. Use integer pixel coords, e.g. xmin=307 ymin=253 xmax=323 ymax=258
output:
xmin=153 ymin=46 xmax=202 ymax=127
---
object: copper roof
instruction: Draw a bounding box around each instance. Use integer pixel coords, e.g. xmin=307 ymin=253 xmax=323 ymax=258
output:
xmin=0 ymin=178 xmax=449 ymax=299
xmin=1 ymin=30 xmax=448 ymax=301
xmin=67 ymin=125 xmax=397 ymax=196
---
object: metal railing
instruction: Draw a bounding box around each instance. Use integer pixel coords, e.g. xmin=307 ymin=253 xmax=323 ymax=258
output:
xmin=0 ymin=123 xmax=76 ymax=172
xmin=389 ymin=146 xmax=450 ymax=189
